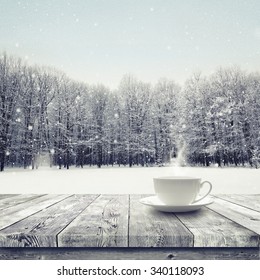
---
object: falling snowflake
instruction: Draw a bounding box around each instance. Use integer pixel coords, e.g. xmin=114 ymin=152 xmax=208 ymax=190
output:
xmin=28 ymin=125 xmax=33 ymax=130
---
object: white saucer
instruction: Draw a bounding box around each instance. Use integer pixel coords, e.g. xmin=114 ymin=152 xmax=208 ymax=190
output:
xmin=139 ymin=196 xmax=213 ymax=213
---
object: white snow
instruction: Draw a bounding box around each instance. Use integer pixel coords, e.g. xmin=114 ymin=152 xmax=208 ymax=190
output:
xmin=0 ymin=166 xmax=259 ymax=194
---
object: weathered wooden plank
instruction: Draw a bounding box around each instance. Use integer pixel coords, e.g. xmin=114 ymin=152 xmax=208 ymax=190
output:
xmin=175 ymin=206 xmax=259 ymax=247
xmin=0 ymin=194 xmax=70 ymax=231
xmin=214 ymin=194 xmax=260 ymax=212
xmin=0 ymin=195 xmax=98 ymax=247
xmin=0 ymin=247 xmax=258 ymax=260
xmin=58 ymin=195 xmax=129 ymax=247
xmin=0 ymin=194 xmax=44 ymax=211
xmin=207 ymin=196 xmax=260 ymax=236
xmin=0 ymin=194 xmax=19 ymax=201
xmin=129 ymin=195 xmax=193 ymax=247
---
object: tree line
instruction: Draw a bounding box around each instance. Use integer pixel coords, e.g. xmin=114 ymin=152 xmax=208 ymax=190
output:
xmin=0 ymin=53 xmax=259 ymax=171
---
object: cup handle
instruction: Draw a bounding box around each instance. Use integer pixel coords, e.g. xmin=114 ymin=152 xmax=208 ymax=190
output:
xmin=193 ymin=181 xmax=212 ymax=203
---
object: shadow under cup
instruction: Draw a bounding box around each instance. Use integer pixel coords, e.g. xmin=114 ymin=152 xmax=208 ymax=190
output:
xmin=153 ymin=176 xmax=212 ymax=206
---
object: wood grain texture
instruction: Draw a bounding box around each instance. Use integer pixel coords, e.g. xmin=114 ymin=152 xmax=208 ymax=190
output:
xmin=0 ymin=194 xmax=19 ymax=201
xmin=0 ymin=247 xmax=258 ymax=260
xmin=175 ymin=206 xmax=259 ymax=247
xmin=0 ymin=194 xmax=44 ymax=211
xmin=0 ymin=195 xmax=98 ymax=247
xmin=0 ymin=194 xmax=259 ymax=252
xmin=214 ymin=194 xmax=260 ymax=212
xmin=58 ymin=195 xmax=129 ymax=247
xmin=0 ymin=194 xmax=70 ymax=231
xmin=129 ymin=195 xmax=193 ymax=247
xmin=207 ymin=196 xmax=260 ymax=235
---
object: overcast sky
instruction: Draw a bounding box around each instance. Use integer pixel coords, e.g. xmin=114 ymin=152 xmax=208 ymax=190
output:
xmin=0 ymin=0 xmax=259 ymax=88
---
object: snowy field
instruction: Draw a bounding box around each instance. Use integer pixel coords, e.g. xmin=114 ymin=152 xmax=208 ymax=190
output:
xmin=0 ymin=165 xmax=259 ymax=194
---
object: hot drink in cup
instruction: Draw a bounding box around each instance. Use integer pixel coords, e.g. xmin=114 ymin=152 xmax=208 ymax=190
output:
xmin=153 ymin=176 xmax=212 ymax=206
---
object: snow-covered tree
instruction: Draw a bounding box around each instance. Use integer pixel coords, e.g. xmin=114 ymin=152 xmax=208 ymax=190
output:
xmin=119 ymin=75 xmax=153 ymax=167
xmin=152 ymin=79 xmax=180 ymax=165
xmin=1 ymin=52 xmax=260 ymax=170
xmin=0 ymin=54 xmax=22 ymax=171
xmin=88 ymin=84 xmax=109 ymax=168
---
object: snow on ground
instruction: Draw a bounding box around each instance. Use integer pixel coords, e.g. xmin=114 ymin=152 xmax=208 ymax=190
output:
xmin=0 ymin=165 xmax=259 ymax=194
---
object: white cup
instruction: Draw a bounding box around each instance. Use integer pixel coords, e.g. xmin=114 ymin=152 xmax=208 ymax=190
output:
xmin=153 ymin=176 xmax=212 ymax=206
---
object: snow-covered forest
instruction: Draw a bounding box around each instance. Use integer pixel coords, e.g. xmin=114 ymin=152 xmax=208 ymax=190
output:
xmin=0 ymin=53 xmax=260 ymax=171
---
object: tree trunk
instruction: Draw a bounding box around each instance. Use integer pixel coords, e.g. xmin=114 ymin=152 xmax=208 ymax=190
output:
xmin=0 ymin=151 xmax=5 ymax=171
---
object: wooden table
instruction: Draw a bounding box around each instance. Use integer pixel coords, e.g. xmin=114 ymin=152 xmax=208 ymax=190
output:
xmin=0 ymin=194 xmax=259 ymax=260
